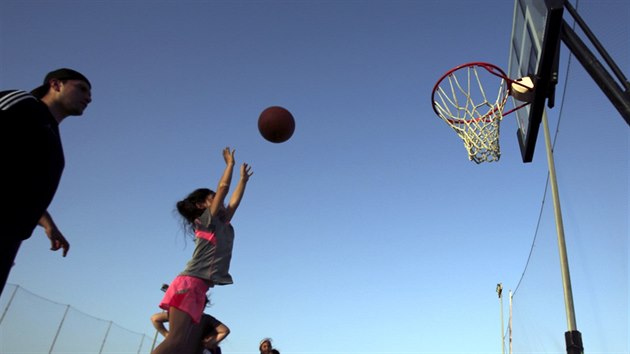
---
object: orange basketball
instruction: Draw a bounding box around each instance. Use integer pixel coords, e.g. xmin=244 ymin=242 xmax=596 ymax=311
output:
xmin=258 ymin=106 xmax=295 ymax=143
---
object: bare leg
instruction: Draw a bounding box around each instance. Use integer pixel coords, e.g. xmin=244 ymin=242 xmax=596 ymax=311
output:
xmin=151 ymin=307 xmax=195 ymax=354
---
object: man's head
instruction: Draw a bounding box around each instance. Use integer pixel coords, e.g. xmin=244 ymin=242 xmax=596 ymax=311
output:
xmin=31 ymin=68 xmax=92 ymax=119
xmin=31 ymin=68 xmax=91 ymax=98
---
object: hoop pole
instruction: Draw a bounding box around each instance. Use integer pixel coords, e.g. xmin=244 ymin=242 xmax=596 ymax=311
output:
xmin=541 ymin=109 xmax=584 ymax=354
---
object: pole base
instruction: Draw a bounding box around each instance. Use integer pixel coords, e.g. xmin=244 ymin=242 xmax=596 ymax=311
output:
xmin=565 ymin=330 xmax=583 ymax=354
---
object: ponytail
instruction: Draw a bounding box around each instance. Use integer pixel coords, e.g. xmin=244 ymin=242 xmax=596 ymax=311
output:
xmin=176 ymin=188 xmax=214 ymax=235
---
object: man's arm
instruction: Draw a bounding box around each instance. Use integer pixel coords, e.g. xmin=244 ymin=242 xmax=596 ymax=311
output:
xmin=202 ymin=316 xmax=230 ymax=349
xmin=150 ymin=312 xmax=169 ymax=338
xmin=38 ymin=211 xmax=69 ymax=257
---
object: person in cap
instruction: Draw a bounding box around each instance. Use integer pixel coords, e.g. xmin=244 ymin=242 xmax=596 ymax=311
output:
xmin=0 ymin=68 xmax=92 ymax=296
xmin=259 ymin=338 xmax=273 ymax=354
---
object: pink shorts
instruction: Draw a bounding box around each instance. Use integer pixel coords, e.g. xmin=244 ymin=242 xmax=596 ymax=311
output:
xmin=159 ymin=275 xmax=210 ymax=323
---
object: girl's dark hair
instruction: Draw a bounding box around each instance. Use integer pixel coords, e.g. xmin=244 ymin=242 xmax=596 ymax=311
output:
xmin=176 ymin=188 xmax=214 ymax=235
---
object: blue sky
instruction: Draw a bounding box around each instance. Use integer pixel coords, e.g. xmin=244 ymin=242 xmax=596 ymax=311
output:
xmin=1 ymin=1 xmax=627 ymax=353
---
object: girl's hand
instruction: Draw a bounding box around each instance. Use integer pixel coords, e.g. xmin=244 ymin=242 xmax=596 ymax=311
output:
xmin=241 ymin=163 xmax=253 ymax=181
xmin=223 ymin=147 xmax=235 ymax=165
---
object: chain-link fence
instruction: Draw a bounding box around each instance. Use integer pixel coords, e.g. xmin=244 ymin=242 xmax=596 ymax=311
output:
xmin=0 ymin=283 xmax=154 ymax=354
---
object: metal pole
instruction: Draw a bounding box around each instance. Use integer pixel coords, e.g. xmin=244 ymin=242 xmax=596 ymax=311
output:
xmin=0 ymin=284 xmax=18 ymax=325
xmin=509 ymin=290 xmax=513 ymax=354
xmin=98 ymin=321 xmax=113 ymax=354
xmin=541 ymin=110 xmax=584 ymax=354
xmin=150 ymin=329 xmax=159 ymax=353
xmin=560 ymin=20 xmax=630 ymax=125
xmin=49 ymin=304 xmax=70 ymax=354
xmin=137 ymin=334 xmax=146 ymax=354
xmin=563 ymin=0 xmax=630 ymax=91
xmin=497 ymin=283 xmax=505 ymax=354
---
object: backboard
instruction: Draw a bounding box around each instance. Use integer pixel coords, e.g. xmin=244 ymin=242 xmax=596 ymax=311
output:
xmin=508 ymin=0 xmax=565 ymax=162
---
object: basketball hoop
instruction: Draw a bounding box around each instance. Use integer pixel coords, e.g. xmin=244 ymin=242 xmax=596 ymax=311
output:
xmin=431 ymin=62 xmax=533 ymax=163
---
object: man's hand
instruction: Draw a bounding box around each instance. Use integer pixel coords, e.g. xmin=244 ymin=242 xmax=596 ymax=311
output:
xmin=46 ymin=227 xmax=69 ymax=257
xmin=39 ymin=211 xmax=69 ymax=257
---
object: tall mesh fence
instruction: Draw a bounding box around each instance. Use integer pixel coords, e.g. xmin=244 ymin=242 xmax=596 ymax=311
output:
xmin=0 ymin=283 xmax=154 ymax=354
xmin=497 ymin=56 xmax=629 ymax=352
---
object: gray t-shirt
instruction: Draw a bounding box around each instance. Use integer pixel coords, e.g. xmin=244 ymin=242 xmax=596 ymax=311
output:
xmin=180 ymin=209 xmax=235 ymax=285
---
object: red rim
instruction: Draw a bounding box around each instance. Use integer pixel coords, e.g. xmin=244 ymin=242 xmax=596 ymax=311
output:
xmin=431 ymin=62 xmax=511 ymax=120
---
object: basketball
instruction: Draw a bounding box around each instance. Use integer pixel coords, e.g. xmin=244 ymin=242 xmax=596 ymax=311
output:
xmin=258 ymin=106 xmax=295 ymax=143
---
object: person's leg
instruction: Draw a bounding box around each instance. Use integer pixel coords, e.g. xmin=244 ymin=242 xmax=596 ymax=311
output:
xmin=0 ymin=238 xmax=22 ymax=297
xmin=151 ymin=307 xmax=195 ymax=354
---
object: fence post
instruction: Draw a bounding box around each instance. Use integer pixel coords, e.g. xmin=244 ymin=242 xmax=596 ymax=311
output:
xmin=137 ymin=333 xmax=147 ymax=354
xmin=0 ymin=284 xmax=19 ymax=326
xmin=98 ymin=320 xmax=113 ymax=354
xmin=48 ymin=304 xmax=70 ymax=354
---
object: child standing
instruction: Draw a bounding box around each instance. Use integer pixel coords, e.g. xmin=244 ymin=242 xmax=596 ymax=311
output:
xmin=152 ymin=147 xmax=252 ymax=354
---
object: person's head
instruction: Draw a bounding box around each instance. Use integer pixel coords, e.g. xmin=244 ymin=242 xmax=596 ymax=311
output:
xmin=259 ymin=338 xmax=272 ymax=354
xmin=31 ymin=68 xmax=92 ymax=120
xmin=271 ymin=350 xmax=280 ymax=354
xmin=176 ymin=188 xmax=215 ymax=233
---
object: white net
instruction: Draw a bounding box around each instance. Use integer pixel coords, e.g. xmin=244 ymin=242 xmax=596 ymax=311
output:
xmin=0 ymin=284 xmax=153 ymax=354
xmin=433 ymin=63 xmax=509 ymax=163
